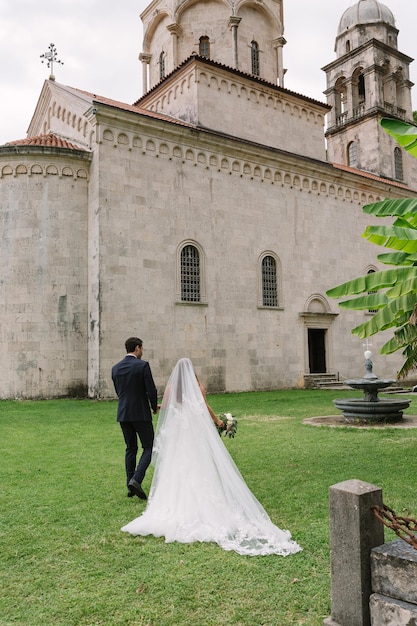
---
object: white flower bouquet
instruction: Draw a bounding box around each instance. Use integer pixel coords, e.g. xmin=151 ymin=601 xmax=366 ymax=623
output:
xmin=218 ymin=413 xmax=238 ymax=438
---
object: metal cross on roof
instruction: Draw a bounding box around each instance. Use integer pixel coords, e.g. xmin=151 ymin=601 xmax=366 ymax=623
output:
xmin=40 ymin=43 xmax=64 ymax=80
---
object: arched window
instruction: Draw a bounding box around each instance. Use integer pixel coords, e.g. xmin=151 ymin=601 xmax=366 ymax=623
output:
xmin=352 ymin=68 xmax=365 ymax=115
xmin=261 ymin=255 xmax=278 ymax=307
xmin=251 ymin=41 xmax=260 ymax=76
xmin=347 ymin=141 xmax=358 ymax=167
xmin=345 ymin=41 xmax=351 ymax=53
xmin=335 ymin=76 xmax=347 ymax=123
xmin=367 ymin=268 xmax=378 ymax=313
xmin=358 ymin=73 xmax=365 ymax=100
xmin=394 ymin=147 xmax=404 ymax=181
xmin=180 ymin=244 xmax=200 ymax=302
xmin=159 ymin=51 xmax=165 ymax=80
xmin=199 ymin=36 xmax=210 ymax=58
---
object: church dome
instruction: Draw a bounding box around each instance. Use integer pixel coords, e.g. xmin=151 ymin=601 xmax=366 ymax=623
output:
xmin=337 ymin=0 xmax=395 ymax=34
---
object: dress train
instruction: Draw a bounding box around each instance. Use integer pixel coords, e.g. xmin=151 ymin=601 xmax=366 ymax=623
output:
xmin=121 ymin=359 xmax=301 ymax=557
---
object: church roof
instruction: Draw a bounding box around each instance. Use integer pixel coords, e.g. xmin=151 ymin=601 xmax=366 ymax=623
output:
xmin=332 ymin=162 xmax=412 ymax=191
xmin=6 ymin=133 xmax=85 ymax=151
xmin=133 ymin=54 xmax=330 ymax=111
xmin=338 ymin=0 xmax=396 ymax=34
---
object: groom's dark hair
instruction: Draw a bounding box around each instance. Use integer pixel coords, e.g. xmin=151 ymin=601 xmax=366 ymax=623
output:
xmin=125 ymin=337 xmax=142 ymax=353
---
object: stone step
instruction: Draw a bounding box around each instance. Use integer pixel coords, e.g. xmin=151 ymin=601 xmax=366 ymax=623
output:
xmin=304 ymin=373 xmax=342 ymax=389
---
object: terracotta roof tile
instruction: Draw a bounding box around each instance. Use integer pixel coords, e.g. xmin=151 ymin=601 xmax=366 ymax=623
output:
xmin=6 ymin=133 xmax=85 ymax=151
xmin=70 ymin=88 xmax=196 ymax=128
xmin=331 ymin=161 xmax=414 ymax=192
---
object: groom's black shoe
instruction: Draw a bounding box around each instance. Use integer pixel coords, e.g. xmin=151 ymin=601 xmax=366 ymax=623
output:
xmin=128 ymin=478 xmax=147 ymax=500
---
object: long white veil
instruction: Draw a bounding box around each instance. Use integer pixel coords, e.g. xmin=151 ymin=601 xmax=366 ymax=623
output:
xmin=121 ymin=358 xmax=301 ymax=557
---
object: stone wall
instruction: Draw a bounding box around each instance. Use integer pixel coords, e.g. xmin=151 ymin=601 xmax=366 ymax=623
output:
xmin=139 ymin=59 xmax=328 ymax=161
xmin=93 ymin=109 xmax=409 ymax=398
xmin=370 ymin=540 xmax=417 ymax=625
xmin=0 ymin=148 xmax=91 ymax=398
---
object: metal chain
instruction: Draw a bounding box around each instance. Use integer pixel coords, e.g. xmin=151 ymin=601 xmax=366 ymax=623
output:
xmin=372 ymin=503 xmax=417 ymax=550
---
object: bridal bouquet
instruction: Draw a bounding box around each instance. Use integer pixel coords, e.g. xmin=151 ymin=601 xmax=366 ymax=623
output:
xmin=218 ymin=413 xmax=238 ymax=438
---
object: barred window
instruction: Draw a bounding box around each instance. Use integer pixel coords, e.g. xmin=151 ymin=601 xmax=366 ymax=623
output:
xmin=199 ymin=36 xmax=210 ymax=58
xmin=181 ymin=245 xmax=200 ymax=302
xmin=251 ymin=41 xmax=260 ymax=76
xmin=262 ymin=255 xmax=278 ymax=306
xmin=394 ymin=147 xmax=403 ymax=181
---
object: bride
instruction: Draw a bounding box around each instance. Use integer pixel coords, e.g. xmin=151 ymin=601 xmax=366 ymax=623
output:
xmin=121 ymin=358 xmax=301 ymax=557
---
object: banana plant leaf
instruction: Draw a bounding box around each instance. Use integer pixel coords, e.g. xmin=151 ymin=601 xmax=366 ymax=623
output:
xmin=363 ymin=197 xmax=417 ymax=219
xmin=338 ymin=293 xmax=387 ymax=310
xmin=392 ymin=217 xmax=417 ymax=229
xmin=363 ymin=225 xmax=417 ymax=253
xmin=351 ymin=293 xmax=417 ymax=338
xmin=380 ymin=118 xmax=417 ymax=157
xmin=397 ymin=342 xmax=417 ymax=378
xmin=326 ymin=267 xmax=417 ymax=298
xmin=386 ymin=278 xmax=417 ymax=298
xmin=376 ymin=251 xmax=417 ymax=265
xmin=381 ymin=324 xmax=417 ymax=354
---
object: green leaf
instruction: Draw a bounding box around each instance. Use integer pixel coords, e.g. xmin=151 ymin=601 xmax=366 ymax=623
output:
xmin=376 ymin=251 xmax=416 ymax=265
xmin=397 ymin=345 xmax=417 ymax=378
xmin=363 ymin=225 xmax=417 ymax=253
xmin=351 ymin=293 xmax=417 ymax=338
xmin=363 ymin=197 xmax=417 ymax=220
xmin=381 ymin=324 xmax=417 ymax=354
xmin=326 ymin=267 xmax=417 ymax=298
xmin=380 ymin=118 xmax=417 ymax=157
xmin=386 ymin=278 xmax=417 ymax=298
xmin=393 ymin=216 xmax=417 ymax=229
xmin=338 ymin=293 xmax=387 ymax=310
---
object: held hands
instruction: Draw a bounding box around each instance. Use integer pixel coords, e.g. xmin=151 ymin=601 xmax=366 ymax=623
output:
xmin=217 ymin=413 xmax=238 ymax=438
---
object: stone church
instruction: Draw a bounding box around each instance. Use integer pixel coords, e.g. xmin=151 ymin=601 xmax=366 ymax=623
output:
xmin=1 ymin=0 xmax=416 ymax=399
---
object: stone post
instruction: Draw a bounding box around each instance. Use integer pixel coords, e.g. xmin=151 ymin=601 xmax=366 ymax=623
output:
xmin=272 ymin=37 xmax=286 ymax=87
xmin=167 ymin=23 xmax=182 ymax=71
xmin=323 ymin=479 xmax=384 ymax=626
xmin=139 ymin=53 xmax=151 ymax=95
xmin=228 ymin=16 xmax=241 ymax=69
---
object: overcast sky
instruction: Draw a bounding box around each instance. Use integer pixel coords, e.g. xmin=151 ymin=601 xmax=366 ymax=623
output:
xmin=0 ymin=0 xmax=415 ymax=145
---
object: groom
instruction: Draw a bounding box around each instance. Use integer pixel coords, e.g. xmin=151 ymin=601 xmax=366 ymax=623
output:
xmin=111 ymin=337 xmax=159 ymax=499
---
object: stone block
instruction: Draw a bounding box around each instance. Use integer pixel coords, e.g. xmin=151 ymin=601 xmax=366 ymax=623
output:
xmin=370 ymin=593 xmax=417 ymax=625
xmin=371 ymin=539 xmax=417 ymax=604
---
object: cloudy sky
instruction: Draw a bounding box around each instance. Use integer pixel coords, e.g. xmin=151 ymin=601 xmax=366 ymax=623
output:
xmin=0 ymin=0 xmax=415 ymax=145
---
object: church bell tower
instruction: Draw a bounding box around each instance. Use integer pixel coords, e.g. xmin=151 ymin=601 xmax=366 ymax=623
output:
xmin=323 ymin=0 xmax=415 ymax=186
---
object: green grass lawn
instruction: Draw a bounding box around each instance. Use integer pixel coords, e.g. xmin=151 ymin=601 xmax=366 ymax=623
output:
xmin=1 ymin=389 xmax=417 ymax=626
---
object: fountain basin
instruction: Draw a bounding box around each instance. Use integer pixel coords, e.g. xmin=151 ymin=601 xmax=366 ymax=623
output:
xmin=333 ymin=397 xmax=410 ymax=423
xmin=333 ymin=353 xmax=411 ymax=423
xmin=344 ymin=378 xmax=394 ymax=402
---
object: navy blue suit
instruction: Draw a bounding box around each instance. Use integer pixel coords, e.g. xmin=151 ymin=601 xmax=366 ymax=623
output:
xmin=112 ymin=355 xmax=158 ymax=488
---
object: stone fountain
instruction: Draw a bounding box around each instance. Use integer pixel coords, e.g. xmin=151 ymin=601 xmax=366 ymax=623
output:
xmin=333 ymin=350 xmax=411 ymax=423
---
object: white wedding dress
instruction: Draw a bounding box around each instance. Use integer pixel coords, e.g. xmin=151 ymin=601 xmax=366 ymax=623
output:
xmin=121 ymin=358 xmax=301 ymax=557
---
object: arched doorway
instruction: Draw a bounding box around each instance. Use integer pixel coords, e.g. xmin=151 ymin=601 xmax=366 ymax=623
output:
xmin=308 ymin=327 xmax=327 ymax=373
xmin=300 ymin=294 xmax=338 ymax=378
